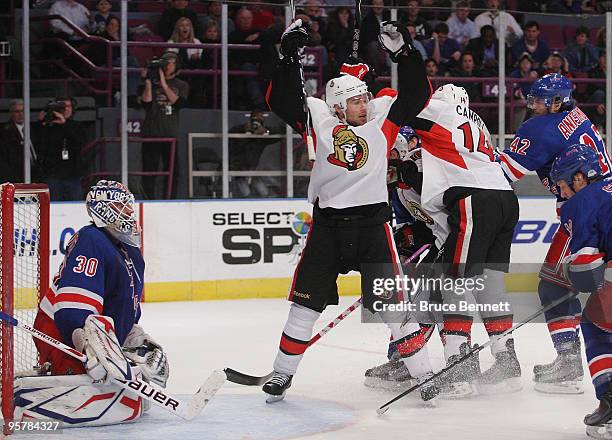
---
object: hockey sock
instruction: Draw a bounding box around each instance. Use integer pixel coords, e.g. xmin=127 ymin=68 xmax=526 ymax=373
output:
xmin=273 ymin=303 xmax=320 ymax=375
xmin=480 ymin=269 xmax=514 ymax=355
xmin=538 ymin=280 xmax=581 ymax=353
xmin=380 ymin=310 xmax=433 ymax=377
xmin=442 ymin=315 xmax=473 ymax=361
xmin=581 ymin=315 xmax=612 ymax=399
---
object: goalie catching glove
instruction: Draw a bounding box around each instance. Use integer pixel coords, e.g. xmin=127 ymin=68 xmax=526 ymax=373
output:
xmin=378 ymin=21 xmax=415 ymax=61
xmin=123 ymin=324 xmax=169 ymax=388
xmin=280 ymin=19 xmax=310 ymax=64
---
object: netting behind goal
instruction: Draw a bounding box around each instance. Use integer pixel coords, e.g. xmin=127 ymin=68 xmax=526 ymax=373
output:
xmin=0 ymin=184 xmax=49 ymax=433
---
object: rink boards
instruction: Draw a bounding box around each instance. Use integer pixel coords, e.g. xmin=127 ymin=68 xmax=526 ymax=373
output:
xmin=31 ymin=197 xmax=558 ymax=305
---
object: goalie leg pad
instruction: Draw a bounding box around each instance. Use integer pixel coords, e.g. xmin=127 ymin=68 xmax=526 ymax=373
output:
xmin=14 ymin=374 xmax=146 ymax=428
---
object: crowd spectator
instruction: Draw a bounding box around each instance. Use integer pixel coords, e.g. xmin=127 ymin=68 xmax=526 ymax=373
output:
xmin=229 ymin=109 xmax=284 ymax=198
xmin=510 ymin=52 xmax=539 ymax=128
xmin=167 ymin=17 xmax=203 ymax=69
xmin=168 ymin=17 xmax=205 ymax=106
xmin=0 ymin=100 xmax=40 ymax=183
xmin=247 ymin=0 xmax=276 ymax=32
xmin=49 ymin=0 xmax=90 ymax=42
xmin=473 ymin=0 xmax=523 ymax=47
xmin=229 ymin=8 xmax=266 ymax=110
xmin=299 ymin=0 xmax=327 ymax=46
xmin=158 ymin=0 xmax=202 ymax=41
xmin=400 ymin=0 xmax=432 ymax=41
xmin=586 ymin=50 xmax=606 ymax=130
xmin=549 ymin=0 xmax=582 ymax=13
xmin=541 ymin=51 xmax=574 ymax=79
xmin=140 ymin=51 xmax=189 ymax=199
xmin=88 ymin=16 xmax=140 ymax=97
xmin=510 ymin=52 xmax=538 ymax=100
xmin=446 ymin=1 xmax=476 ymax=49
xmin=564 ymin=26 xmax=599 ymax=73
xmin=418 ymin=0 xmax=452 ymax=22
xmin=202 ymin=1 xmax=234 ymax=34
xmin=202 ymin=20 xmax=220 ymax=106
xmin=407 ymin=24 xmax=428 ymax=60
xmin=32 ymin=97 xmax=86 ymax=201
xmin=465 ymin=24 xmax=499 ymax=75
xmin=425 ymin=22 xmax=461 ymax=74
xmin=359 ymin=0 xmax=389 ymax=73
xmin=511 ymin=21 xmax=550 ymax=70
xmin=325 ymin=7 xmax=354 ymax=65
xmin=424 ymin=57 xmax=439 ymax=77
xmin=91 ymin=0 xmax=113 ymax=35
xmin=448 ymin=52 xmax=481 ymax=102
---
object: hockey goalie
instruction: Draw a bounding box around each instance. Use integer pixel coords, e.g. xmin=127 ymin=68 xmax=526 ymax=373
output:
xmin=14 ymin=180 xmax=169 ymax=427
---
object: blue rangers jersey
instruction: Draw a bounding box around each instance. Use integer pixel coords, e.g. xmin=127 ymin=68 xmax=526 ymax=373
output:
xmin=561 ymin=177 xmax=612 ymax=279
xmin=499 ymin=107 xmax=612 ymax=209
xmin=39 ymin=224 xmax=145 ymax=347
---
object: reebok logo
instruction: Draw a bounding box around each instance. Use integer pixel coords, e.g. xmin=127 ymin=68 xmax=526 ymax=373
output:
xmin=292 ymin=291 xmax=311 ymax=299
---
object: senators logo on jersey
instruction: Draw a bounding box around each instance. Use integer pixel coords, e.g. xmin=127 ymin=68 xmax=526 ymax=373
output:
xmin=327 ymin=125 xmax=369 ymax=171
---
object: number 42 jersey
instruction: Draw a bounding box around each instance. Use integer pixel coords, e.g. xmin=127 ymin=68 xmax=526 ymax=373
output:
xmin=499 ymin=107 xmax=612 ymax=206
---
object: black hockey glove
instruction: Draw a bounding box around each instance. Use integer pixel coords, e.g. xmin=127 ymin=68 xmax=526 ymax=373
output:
xmin=280 ymin=19 xmax=310 ymax=64
xmin=388 ymin=159 xmax=422 ymax=191
xmin=378 ymin=21 xmax=415 ymax=62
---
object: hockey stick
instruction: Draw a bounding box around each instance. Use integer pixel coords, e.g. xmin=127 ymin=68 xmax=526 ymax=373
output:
xmin=225 ymin=243 xmax=431 ymax=386
xmin=0 ymin=311 xmax=225 ymax=421
xmin=288 ymin=0 xmax=316 ymax=161
xmin=352 ymin=0 xmax=362 ymax=59
xmin=376 ymin=289 xmax=581 ymax=414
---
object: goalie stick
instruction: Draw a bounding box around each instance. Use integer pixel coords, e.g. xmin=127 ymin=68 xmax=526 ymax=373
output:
xmin=225 ymin=243 xmax=431 ymax=386
xmin=0 ymin=311 xmax=225 ymax=421
xmin=376 ymin=289 xmax=582 ymax=414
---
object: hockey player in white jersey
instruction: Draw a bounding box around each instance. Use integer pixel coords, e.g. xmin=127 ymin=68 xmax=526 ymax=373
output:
xmin=398 ymin=82 xmax=521 ymax=395
xmin=262 ymin=20 xmax=439 ymax=404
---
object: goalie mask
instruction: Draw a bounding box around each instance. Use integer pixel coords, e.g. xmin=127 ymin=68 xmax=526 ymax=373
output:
xmin=431 ymin=84 xmax=469 ymax=107
xmin=325 ymin=75 xmax=370 ymax=115
xmin=86 ymin=180 xmax=141 ymax=247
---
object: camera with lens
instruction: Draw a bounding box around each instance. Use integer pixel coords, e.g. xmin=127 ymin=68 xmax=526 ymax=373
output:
xmin=44 ymin=100 xmax=66 ymax=125
xmin=146 ymin=56 xmax=168 ymax=83
xmin=250 ymin=117 xmax=263 ymax=132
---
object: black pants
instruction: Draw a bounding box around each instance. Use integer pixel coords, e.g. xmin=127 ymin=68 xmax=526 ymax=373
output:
xmin=443 ymin=189 xmax=519 ymax=278
xmin=289 ymin=204 xmax=402 ymax=313
xmin=142 ymin=141 xmax=176 ymax=199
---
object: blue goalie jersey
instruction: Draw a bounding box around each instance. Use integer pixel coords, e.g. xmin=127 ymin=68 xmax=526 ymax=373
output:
xmin=561 ymin=177 xmax=612 ymax=272
xmin=39 ymin=224 xmax=145 ymax=347
xmin=499 ymin=107 xmax=612 ymax=208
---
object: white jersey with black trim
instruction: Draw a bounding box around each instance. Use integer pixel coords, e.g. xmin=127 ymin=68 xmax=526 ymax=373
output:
xmin=396 ymin=186 xmax=449 ymax=249
xmin=306 ymin=95 xmax=395 ymax=209
xmin=415 ymin=100 xmax=512 ymax=213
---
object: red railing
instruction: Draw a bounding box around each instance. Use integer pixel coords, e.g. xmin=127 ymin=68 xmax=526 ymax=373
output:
xmin=81 ymin=137 xmax=176 ymax=199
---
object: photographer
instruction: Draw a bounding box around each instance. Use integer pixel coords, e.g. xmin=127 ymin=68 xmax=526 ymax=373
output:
xmin=0 ymin=99 xmax=41 ymax=183
xmin=229 ymin=109 xmax=283 ymax=197
xmin=32 ymin=97 xmax=86 ymax=200
xmin=140 ymin=51 xmax=189 ymax=199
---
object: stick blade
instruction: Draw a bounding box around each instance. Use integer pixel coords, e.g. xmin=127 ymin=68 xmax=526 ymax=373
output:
xmin=183 ymin=370 xmax=226 ymax=420
xmin=376 ymin=407 xmax=388 ymax=415
xmin=224 ymin=368 xmax=273 ymax=386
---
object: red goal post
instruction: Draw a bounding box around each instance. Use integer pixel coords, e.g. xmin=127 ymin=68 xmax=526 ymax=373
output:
xmin=0 ymin=184 xmax=50 ymax=433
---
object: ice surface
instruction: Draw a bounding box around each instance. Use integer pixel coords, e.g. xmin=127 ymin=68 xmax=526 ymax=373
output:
xmin=11 ymin=295 xmax=598 ymax=440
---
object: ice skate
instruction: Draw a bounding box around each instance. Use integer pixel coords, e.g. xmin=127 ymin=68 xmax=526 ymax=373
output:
xmin=477 ymin=339 xmax=522 ymax=394
xmin=533 ymin=340 xmax=584 ymax=394
xmin=439 ymin=343 xmax=480 ymax=399
xmin=585 ymin=393 xmax=612 ymax=439
xmin=263 ymin=372 xmax=292 ymax=403
xmin=416 ymin=372 xmax=440 ymax=407
xmin=364 ymin=356 xmax=415 ymax=391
